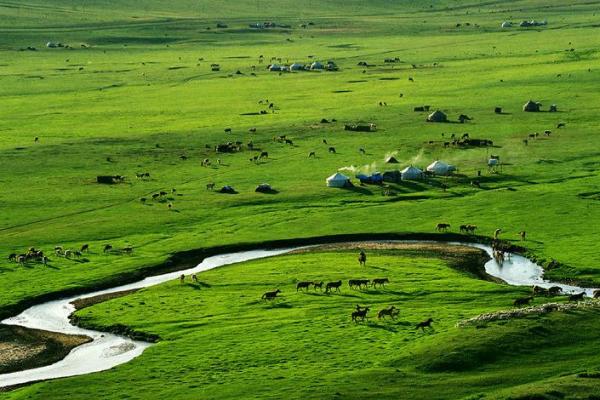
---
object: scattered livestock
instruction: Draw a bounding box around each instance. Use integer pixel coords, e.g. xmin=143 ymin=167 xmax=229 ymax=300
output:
xmin=436 ymin=223 xmax=451 ymax=232
xmin=348 ymin=279 xmax=370 ymax=289
xmin=377 ymin=306 xmax=399 ymax=319
xmin=371 ymin=278 xmax=389 ymax=288
xmin=97 ymin=175 xmax=125 ymax=184
xmin=513 ymin=296 xmax=533 ymax=307
xmin=569 ymin=292 xmax=585 ymax=302
xmin=459 ymin=224 xmax=477 ymax=234
xmin=358 ymin=251 xmax=367 ymax=266
xmin=325 ymin=280 xmax=342 ymax=293
xmin=328 ymin=147 xmax=336 ymax=154
xmin=262 ymin=289 xmax=282 ymax=300
xmin=296 ymin=281 xmax=313 ymax=291
xmin=313 ymin=281 xmax=324 ymax=291
xmin=416 ymin=318 xmax=434 ymax=331
xmin=351 ymin=306 xmax=369 ymax=322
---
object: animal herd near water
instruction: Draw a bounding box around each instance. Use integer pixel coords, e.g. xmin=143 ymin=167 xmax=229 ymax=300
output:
xmin=7 ymin=242 xmax=134 ymax=268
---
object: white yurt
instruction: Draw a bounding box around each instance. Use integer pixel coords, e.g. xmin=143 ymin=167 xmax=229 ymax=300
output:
xmin=401 ymin=166 xmax=424 ymax=180
xmin=501 ymin=21 xmax=512 ymax=28
xmin=326 ymin=172 xmax=350 ymax=188
xmin=426 ymin=160 xmax=456 ymax=176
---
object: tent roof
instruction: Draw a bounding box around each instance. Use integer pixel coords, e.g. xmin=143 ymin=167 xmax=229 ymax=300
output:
xmin=386 ymin=156 xmax=399 ymax=163
xmin=401 ymin=165 xmax=423 ymax=173
xmin=327 ymin=172 xmax=349 ymax=181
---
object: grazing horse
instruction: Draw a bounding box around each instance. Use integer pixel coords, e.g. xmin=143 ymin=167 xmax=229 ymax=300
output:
xmin=259 ymin=151 xmax=269 ymax=159
xmin=358 ymin=251 xmax=367 ymax=266
xmin=436 ymin=223 xmax=450 ymax=232
xmin=532 ymin=286 xmax=549 ymax=296
xmin=569 ymin=292 xmax=585 ymax=302
xmin=313 ymin=281 xmax=324 ymax=291
xmin=416 ymin=318 xmax=433 ymax=331
xmin=296 ymin=281 xmax=313 ymax=292
xmin=513 ymin=296 xmax=533 ymax=307
xmin=325 ymin=280 xmax=342 ymax=293
xmin=351 ymin=307 xmax=369 ymax=322
xmin=372 ymin=278 xmax=389 ymax=288
xmin=262 ymin=289 xmax=281 ymax=300
xmin=348 ymin=279 xmax=362 ymax=289
xmin=81 ymin=244 xmax=89 ymax=253
xmin=378 ymin=306 xmax=399 ymax=320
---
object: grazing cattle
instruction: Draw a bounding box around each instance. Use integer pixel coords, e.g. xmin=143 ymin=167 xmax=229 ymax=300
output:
xmin=436 ymin=223 xmax=450 ymax=232
xmin=206 ymin=182 xmax=215 ymax=190
xmin=16 ymin=255 xmax=27 ymax=265
xmin=416 ymin=318 xmax=433 ymax=331
xmin=103 ymin=244 xmax=112 ymax=253
xmin=372 ymin=278 xmax=389 ymax=288
xmin=8 ymin=253 xmax=17 ymax=262
xmin=328 ymin=147 xmax=336 ymax=154
xmin=544 ymin=130 xmax=551 ymax=136
xmin=325 ymin=280 xmax=342 ymax=293
xmin=284 ymin=139 xmax=293 ymax=145
xmin=313 ymin=281 xmax=324 ymax=291
xmin=65 ymin=250 xmax=73 ymax=259
xmin=296 ymin=281 xmax=313 ymax=292
xmin=513 ymin=296 xmax=533 ymax=307
xmin=351 ymin=307 xmax=369 ymax=322
xmin=569 ymin=292 xmax=585 ymax=302
xmin=259 ymin=151 xmax=269 ymax=159
xmin=548 ymin=286 xmax=563 ymax=296
xmin=261 ymin=289 xmax=281 ymax=300
xmin=378 ymin=306 xmax=398 ymax=320
xmin=308 ymin=151 xmax=316 ymax=158
xmin=358 ymin=251 xmax=367 ymax=266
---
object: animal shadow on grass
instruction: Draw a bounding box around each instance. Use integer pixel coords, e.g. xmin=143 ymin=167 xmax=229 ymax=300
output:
xmin=366 ymin=321 xmax=409 ymax=333
xmin=267 ymin=301 xmax=293 ymax=309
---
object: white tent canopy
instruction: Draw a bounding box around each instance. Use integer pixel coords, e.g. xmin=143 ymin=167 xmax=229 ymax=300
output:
xmin=326 ymin=172 xmax=350 ymax=187
xmin=426 ymin=160 xmax=456 ymax=175
xmin=401 ymin=166 xmax=424 ymax=180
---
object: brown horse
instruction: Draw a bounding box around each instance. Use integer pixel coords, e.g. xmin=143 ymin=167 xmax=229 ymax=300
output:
xmin=513 ymin=296 xmax=533 ymax=307
xmin=296 ymin=281 xmax=313 ymax=292
xmin=378 ymin=306 xmax=399 ymax=320
xmin=312 ymin=281 xmax=324 ymax=291
xmin=261 ymin=289 xmax=281 ymax=300
xmin=325 ymin=280 xmax=342 ymax=293
xmin=416 ymin=318 xmax=433 ymax=331
xmin=351 ymin=307 xmax=369 ymax=322
xmin=568 ymin=292 xmax=585 ymax=302
xmin=436 ymin=223 xmax=450 ymax=232
xmin=372 ymin=278 xmax=389 ymax=288
xmin=358 ymin=251 xmax=367 ymax=266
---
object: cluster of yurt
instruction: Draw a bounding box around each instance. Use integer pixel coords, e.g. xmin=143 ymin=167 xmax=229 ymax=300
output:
xmin=269 ymin=60 xmax=338 ymax=72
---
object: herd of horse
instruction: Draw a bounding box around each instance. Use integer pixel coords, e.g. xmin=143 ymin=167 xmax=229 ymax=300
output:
xmin=513 ymin=285 xmax=597 ymax=307
xmin=7 ymin=242 xmax=132 ymax=267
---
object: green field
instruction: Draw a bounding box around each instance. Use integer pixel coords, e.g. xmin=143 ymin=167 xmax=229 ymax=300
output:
xmin=1 ymin=0 xmax=600 ymax=398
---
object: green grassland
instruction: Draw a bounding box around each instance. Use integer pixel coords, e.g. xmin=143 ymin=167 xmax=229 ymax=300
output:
xmin=7 ymin=246 xmax=600 ymax=400
xmin=1 ymin=0 xmax=600 ymax=398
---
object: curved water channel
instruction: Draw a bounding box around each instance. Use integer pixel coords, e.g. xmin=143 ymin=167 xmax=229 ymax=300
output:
xmin=0 ymin=241 xmax=597 ymax=388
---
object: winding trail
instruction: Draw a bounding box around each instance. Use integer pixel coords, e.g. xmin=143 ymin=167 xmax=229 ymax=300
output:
xmin=0 ymin=241 xmax=596 ymax=388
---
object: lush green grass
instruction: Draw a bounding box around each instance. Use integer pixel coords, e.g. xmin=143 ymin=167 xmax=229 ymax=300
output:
xmin=6 ymin=246 xmax=600 ymax=400
xmin=1 ymin=0 xmax=600 ymax=398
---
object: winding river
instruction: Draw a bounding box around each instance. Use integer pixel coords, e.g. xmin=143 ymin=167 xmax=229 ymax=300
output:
xmin=0 ymin=241 xmax=596 ymax=388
